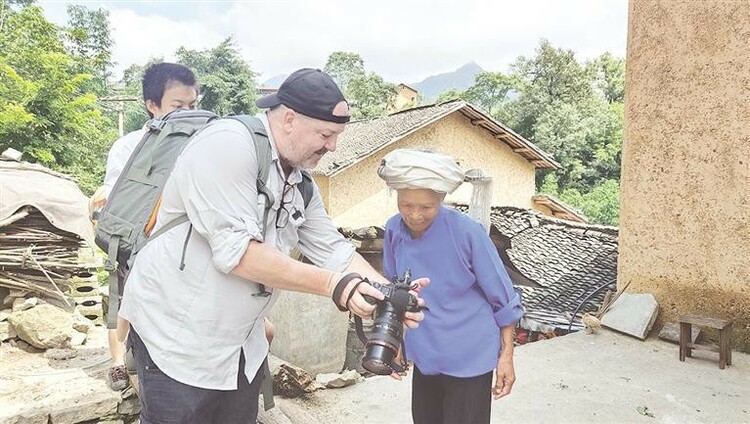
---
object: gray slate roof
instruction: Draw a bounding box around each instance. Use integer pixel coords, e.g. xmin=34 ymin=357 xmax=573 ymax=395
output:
xmin=482 ymin=206 xmax=618 ymax=332
xmin=314 ymin=100 xmax=559 ymax=176
xmin=340 ymin=205 xmax=618 ymax=333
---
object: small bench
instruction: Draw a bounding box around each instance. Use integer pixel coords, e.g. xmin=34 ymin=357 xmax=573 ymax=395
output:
xmin=678 ymin=314 xmax=732 ymax=369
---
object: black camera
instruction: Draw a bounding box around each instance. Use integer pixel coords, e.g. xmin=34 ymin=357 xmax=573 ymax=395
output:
xmin=357 ymin=269 xmax=422 ymax=375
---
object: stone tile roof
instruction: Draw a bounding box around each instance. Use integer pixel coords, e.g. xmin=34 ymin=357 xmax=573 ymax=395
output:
xmin=481 ymin=206 xmax=618 ymax=332
xmin=314 ymin=100 xmax=559 ymax=177
xmin=340 ymin=205 xmax=618 ymax=333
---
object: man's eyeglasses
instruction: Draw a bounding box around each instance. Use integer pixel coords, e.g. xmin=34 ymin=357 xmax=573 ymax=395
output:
xmin=255 ymin=180 xmax=297 ymax=297
xmin=275 ymin=180 xmax=297 ymax=229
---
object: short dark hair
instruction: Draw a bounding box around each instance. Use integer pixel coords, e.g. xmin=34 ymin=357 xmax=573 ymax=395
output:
xmin=142 ymin=62 xmax=198 ymax=117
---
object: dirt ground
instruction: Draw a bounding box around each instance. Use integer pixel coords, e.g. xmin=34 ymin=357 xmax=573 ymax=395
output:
xmin=2 ymin=326 xmax=748 ymax=424
xmin=281 ymin=329 xmax=750 ymax=424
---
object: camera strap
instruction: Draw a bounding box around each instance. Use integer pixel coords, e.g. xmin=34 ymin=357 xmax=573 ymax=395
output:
xmin=332 ymin=272 xmax=363 ymax=311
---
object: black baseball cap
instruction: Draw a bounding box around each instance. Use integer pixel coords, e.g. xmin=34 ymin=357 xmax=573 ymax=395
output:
xmin=256 ymin=68 xmax=350 ymax=123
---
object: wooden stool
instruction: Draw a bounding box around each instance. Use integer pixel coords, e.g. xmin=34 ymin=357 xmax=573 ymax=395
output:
xmin=678 ymin=314 xmax=732 ymax=369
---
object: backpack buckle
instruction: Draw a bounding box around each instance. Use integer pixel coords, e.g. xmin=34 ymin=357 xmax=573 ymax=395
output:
xmin=147 ymin=117 xmax=167 ymax=131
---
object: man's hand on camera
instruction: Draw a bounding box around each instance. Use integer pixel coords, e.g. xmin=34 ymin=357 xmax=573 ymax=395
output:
xmin=337 ymin=277 xmax=383 ymax=318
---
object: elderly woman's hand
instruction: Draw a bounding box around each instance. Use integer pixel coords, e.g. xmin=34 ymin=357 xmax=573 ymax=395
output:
xmin=404 ymin=277 xmax=429 ymax=328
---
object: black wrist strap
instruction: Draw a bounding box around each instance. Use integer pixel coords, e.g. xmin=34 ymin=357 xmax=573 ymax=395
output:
xmin=332 ymin=272 xmax=362 ymax=312
xmin=345 ymin=278 xmax=368 ymax=311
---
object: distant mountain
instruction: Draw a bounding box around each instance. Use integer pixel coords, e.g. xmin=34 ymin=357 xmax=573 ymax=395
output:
xmin=261 ymin=74 xmax=288 ymax=88
xmin=411 ymin=62 xmax=484 ymax=101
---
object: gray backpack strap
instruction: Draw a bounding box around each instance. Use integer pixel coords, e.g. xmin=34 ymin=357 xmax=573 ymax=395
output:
xmin=299 ymin=170 xmax=314 ymax=209
xmin=225 ymin=115 xmax=275 ymax=233
xmin=224 ymin=115 xmax=279 ymax=409
xmin=132 ymin=214 xmax=190 ymax=255
xmin=104 ymin=236 xmax=121 ymax=328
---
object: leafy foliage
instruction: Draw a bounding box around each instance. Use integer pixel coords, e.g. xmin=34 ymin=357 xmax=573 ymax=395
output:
xmin=439 ymin=39 xmax=625 ymax=225
xmin=324 ymin=51 xmax=365 ymax=94
xmin=176 ymin=37 xmax=258 ymax=116
xmin=347 ymin=72 xmax=396 ymax=119
xmin=323 ymin=51 xmax=396 ymax=119
xmin=65 ymin=4 xmax=113 ymax=95
xmin=0 ymin=4 xmax=115 ymax=194
xmin=462 ymin=72 xmax=517 ymax=116
xmin=588 ymin=52 xmax=625 ymax=104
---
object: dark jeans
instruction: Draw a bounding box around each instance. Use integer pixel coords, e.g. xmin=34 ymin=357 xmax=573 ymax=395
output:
xmin=128 ymin=329 xmax=262 ymax=424
xmin=411 ymin=366 xmax=493 ymax=424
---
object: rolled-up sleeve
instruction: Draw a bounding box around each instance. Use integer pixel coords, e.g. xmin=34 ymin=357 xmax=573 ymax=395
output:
xmin=470 ymin=226 xmax=524 ymax=328
xmin=297 ymin=184 xmax=355 ymax=272
xmin=171 ymin=122 xmax=263 ymax=273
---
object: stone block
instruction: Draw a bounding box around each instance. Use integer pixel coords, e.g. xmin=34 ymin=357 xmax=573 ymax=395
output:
xmin=117 ymin=395 xmax=141 ymax=416
xmin=68 ymin=273 xmax=100 ymax=298
xmin=72 ymin=295 xmax=102 ymax=308
xmin=316 ymin=369 xmax=363 ymax=388
xmin=659 ymin=322 xmax=701 ymax=344
xmin=601 ymin=293 xmax=659 ymax=340
xmin=1 ymin=321 xmax=17 ymax=341
xmin=72 ymin=313 xmax=95 ymax=334
xmin=74 ymin=303 xmax=103 ymax=326
xmin=48 ymin=391 xmax=118 ymax=424
xmin=8 ymin=304 xmax=73 ymax=349
xmin=1 ymin=308 xmax=13 ymax=322
xmin=70 ymin=330 xmax=87 ymax=347
xmin=12 ymin=297 xmax=37 ymax=312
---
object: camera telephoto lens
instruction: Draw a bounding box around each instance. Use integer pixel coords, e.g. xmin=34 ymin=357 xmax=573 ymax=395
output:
xmin=362 ymin=300 xmax=403 ymax=375
xmin=362 ymin=344 xmax=396 ymax=375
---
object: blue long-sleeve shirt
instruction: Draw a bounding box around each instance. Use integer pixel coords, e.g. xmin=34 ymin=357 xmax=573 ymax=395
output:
xmin=383 ymin=206 xmax=523 ymax=377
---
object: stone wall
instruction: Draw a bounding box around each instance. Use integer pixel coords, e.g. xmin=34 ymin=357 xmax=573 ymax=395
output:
xmin=620 ymin=0 xmax=750 ymax=351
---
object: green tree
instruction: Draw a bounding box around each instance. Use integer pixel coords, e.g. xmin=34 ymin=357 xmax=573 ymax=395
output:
xmin=462 ymin=71 xmax=517 ymax=116
xmin=506 ymin=39 xmax=594 ymax=138
xmin=65 ymin=4 xmax=113 ymax=95
xmin=588 ymin=52 xmax=625 ymax=104
xmin=108 ymin=60 xmax=159 ymax=133
xmin=323 ymin=51 xmax=396 ymax=119
xmin=347 ymin=72 xmax=396 ymax=119
xmin=539 ymin=174 xmax=620 ymax=226
xmin=177 ymin=37 xmax=258 ymax=115
xmin=435 ymin=88 xmax=464 ymax=104
xmin=0 ymin=4 xmax=114 ymax=194
xmin=324 ymin=51 xmax=365 ymax=93
xmin=450 ymin=40 xmax=625 ymax=224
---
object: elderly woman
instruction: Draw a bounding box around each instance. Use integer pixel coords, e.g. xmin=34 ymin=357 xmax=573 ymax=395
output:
xmin=378 ymin=149 xmax=523 ymax=424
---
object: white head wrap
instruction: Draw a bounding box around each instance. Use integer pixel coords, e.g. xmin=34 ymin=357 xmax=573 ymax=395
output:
xmin=377 ymin=149 xmax=465 ymax=194
xmin=378 ymin=149 xmax=494 ymax=233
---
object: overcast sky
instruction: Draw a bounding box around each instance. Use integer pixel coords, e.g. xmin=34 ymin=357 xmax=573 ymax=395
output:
xmin=38 ymin=0 xmax=629 ymax=85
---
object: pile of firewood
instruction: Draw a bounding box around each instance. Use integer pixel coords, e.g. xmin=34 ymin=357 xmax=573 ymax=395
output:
xmin=0 ymin=207 xmax=95 ymax=308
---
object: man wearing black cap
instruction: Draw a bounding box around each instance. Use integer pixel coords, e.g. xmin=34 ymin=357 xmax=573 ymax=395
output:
xmin=117 ymin=68 xmax=427 ymax=423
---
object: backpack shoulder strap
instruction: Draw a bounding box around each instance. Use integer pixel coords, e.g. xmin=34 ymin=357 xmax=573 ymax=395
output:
xmin=299 ymin=170 xmax=314 ymax=209
xmin=226 ymin=115 xmax=315 ymax=211
xmin=225 ymin=115 xmax=274 ymax=206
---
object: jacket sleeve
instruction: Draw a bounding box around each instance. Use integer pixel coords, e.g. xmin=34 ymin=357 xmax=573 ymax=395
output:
xmin=468 ymin=223 xmax=524 ymax=328
xmin=171 ymin=122 xmax=264 ymax=274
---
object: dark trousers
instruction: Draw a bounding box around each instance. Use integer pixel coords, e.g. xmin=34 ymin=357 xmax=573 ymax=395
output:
xmin=128 ymin=329 xmax=262 ymax=424
xmin=411 ymin=366 xmax=493 ymax=424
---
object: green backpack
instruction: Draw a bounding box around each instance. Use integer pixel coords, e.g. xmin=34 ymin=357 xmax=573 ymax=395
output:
xmin=95 ymin=109 xmax=314 ymax=327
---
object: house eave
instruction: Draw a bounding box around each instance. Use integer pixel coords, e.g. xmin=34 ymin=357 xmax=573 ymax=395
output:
xmin=319 ymin=101 xmax=560 ymax=178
